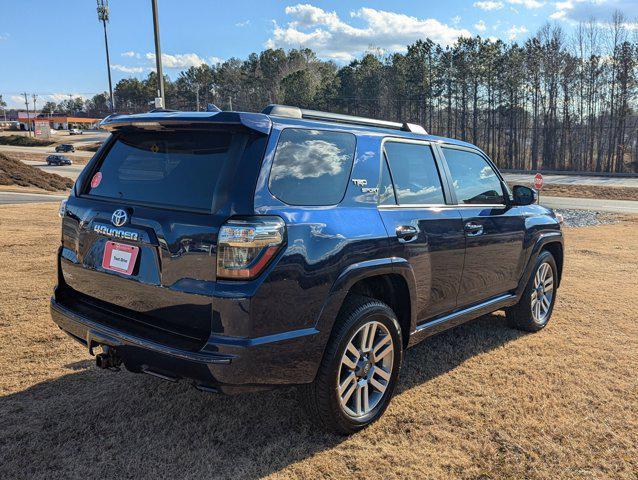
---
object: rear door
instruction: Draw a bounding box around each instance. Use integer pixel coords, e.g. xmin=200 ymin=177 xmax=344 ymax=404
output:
xmin=378 ymin=139 xmax=465 ymax=322
xmin=439 ymin=145 xmax=525 ymax=307
xmin=59 ymin=127 xmax=266 ymax=347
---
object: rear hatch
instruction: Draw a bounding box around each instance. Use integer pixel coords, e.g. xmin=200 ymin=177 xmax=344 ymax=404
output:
xmin=58 ymin=115 xmax=270 ymax=350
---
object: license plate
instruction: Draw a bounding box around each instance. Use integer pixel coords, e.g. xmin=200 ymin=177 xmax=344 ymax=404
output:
xmin=102 ymin=241 xmax=139 ymax=275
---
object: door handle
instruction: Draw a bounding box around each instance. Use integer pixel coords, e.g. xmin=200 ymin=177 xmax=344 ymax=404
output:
xmin=396 ymin=225 xmax=418 ymax=243
xmin=464 ymin=222 xmax=484 ymax=237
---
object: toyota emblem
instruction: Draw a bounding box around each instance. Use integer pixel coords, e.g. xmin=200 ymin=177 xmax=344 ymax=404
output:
xmin=111 ymin=209 xmax=128 ymax=227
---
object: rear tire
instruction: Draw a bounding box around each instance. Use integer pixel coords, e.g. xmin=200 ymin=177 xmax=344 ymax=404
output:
xmin=300 ymin=295 xmax=403 ymax=435
xmin=507 ymin=250 xmax=557 ymax=332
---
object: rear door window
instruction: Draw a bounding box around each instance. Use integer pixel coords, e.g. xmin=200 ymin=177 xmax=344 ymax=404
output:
xmin=268 ymin=129 xmax=356 ymax=206
xmin=442 ymin=147 xmax=505 ymax=205
xmin=383 ymin=142 xmax=445 ymax=205
xmin=85 ymin=130 xmax=247 ymax=212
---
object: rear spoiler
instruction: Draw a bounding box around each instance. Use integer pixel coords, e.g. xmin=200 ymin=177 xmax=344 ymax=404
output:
xmin=99 ymin=111 xmax=272 ymax=135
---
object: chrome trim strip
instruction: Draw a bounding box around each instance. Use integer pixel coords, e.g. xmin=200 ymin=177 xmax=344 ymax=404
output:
xmin=414 ymin=293 xmax=516 ymax=333
xmin=378 ymin=203 xmax=507 ymax=210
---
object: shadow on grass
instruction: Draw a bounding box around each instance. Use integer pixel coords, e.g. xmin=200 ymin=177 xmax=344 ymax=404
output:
xmin=0 ymin=313 xmax=524 ymax=479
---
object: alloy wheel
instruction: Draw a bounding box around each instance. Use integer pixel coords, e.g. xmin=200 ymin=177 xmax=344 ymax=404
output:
xmin=337 ymin=320 xmax=394 ymax=418
xmin=531 ymin=262 xmax=554 ymax=323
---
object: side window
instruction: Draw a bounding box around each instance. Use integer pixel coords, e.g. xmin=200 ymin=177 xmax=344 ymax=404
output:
xmin=379 ymin=156 xmax=396 ymax=205
xmin=443 ymin=148 xmax=504 ymax=205
xmin=269 ymin=129 xmax=356 ymax=206
xmin=383 ymin=142 xmax=445 ymax=205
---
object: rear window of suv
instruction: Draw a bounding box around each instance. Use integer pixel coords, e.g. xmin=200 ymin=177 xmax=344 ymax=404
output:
xmin=85 ymin=130 xmax=246 ymax=212
xmin=268 ymin=128 xmax=356 ymax=206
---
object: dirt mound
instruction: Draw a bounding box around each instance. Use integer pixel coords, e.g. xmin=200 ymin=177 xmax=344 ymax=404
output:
xmin=0 ymin=134 xmax=55 ymax=147
xmin=0 ymin=153 xmax=73 ymax=191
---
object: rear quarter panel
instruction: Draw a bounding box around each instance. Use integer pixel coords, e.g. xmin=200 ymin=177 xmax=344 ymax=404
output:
xmin=251 ymin=124 xmax=393 ymax=339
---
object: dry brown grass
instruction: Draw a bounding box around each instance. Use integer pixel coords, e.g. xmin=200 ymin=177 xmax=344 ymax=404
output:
xmin=0 ymin=203 xmax=636 ymax=479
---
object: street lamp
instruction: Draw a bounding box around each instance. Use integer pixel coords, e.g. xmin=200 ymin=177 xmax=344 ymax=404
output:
xmin=97 ymin=0 xmax=115 ymax=112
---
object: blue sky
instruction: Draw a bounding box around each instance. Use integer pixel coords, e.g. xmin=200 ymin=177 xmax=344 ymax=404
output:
xmin=1 ymin=0 xmax=636 ymax=109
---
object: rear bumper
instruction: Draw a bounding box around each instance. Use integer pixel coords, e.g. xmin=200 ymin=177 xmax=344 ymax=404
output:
xmin=50 ymin=294 xmax=324 ymax=392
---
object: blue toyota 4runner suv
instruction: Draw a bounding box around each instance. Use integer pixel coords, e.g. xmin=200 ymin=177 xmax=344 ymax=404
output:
xmin=52 ymin=105 xmax=563 ymax=434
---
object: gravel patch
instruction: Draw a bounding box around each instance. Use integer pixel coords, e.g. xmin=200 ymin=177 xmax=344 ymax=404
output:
xmin=554 ymin=208 xmax=621 ymax=228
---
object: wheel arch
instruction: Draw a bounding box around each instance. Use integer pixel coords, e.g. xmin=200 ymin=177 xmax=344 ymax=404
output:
xmin=315 ymin=258 xmax=417 ymax=350
xmin=517 ymin=231 xmax=564 ymax=297
xmin=542 ymin=241 xmax=563 ymax=288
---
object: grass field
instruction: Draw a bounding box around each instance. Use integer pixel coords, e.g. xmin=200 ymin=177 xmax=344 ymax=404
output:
xmin=0 ymin=203 xmax=636 ymax=479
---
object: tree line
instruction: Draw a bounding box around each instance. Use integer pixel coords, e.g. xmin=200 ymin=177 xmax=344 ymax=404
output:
xmin=51 ymin=16 xmax=638 ymax=173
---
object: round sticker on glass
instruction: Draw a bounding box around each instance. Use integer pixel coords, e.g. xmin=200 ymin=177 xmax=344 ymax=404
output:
xmin=91 ymin=172 xmax=102 ymax=189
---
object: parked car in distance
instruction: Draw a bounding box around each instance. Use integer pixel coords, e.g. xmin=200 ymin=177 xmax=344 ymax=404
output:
xmin=46 ymin=154 xmax=72 ymax=166
xmin=55 ymin=144 xmax=75 ymax=153
xmin=51 ymin=105 xmax=564 ymax=434
xmin=69 ymin=128 xmax=83 ymax=135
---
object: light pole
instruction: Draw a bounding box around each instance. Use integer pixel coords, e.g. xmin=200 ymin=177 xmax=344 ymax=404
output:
xmin=151 ymin=0 xmax=165 ymax=108
xmin=97 ymin=0 xmax=115 ymax=112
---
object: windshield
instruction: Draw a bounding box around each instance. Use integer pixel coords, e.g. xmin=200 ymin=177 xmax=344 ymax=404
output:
xmin=85 ymin=129 xmax=247 ymax=212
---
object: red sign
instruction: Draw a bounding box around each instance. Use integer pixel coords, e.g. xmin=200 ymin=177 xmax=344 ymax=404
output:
xmin=90 ymin=172 xmax=102 ymax=189
xmin=533 ymin=173 xmax=544 ymax=190
xmin=102 ymin=241 xmax=139 ymax=275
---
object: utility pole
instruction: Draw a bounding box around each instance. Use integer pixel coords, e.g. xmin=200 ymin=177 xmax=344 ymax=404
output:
xmin=22 ymin=93 xmax=31 ymax=136
xmin=193 ymin=85 xmax=200 ymax=111
xmin=151 ymin=0 xmax=165 ymax=108
xmin=32 ymin=93 xmax=38 ymax=117
xmin=97 ymin=0 xmax=115 ymax=112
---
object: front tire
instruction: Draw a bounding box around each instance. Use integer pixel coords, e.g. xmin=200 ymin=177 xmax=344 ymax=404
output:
xmin=300 ymin=295 xmax=403 ymax=435
xmin=507 ymin=250 xmax=557 ymax=332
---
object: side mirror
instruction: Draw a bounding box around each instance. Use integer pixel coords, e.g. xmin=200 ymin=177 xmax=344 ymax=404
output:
xmin=512 ymin=185 xmax=537 ymax=206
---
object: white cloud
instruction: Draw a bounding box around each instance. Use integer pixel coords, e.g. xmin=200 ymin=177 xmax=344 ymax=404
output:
xmin=266 ymin=4 xmax=471 ymax=62
xmin=473 ymin=1 xmax=504 ymax=11
xmin=505 ymin=25 xmax=529 ymax=40
xmin=208 ymin=56 xmax=224 ymax=65
xmin=235 ymin=20 xmax=250 ymax=27
xmin=145 ymin=52 xmax=207 ymax=68
xmin=0 ymin=32 xmax=9 ymax=41
xmin=550 ymin=0 xmax=638 ymax=23
xmin=507 ymin=0 xmax=545 ymax=8
xmin=121 ymin=50 xmax=140 ymax=59
xmin=475 ymin=20 xmax=487 ymax=31
xmin=111 ymin=64 xmax=145 ymax=74
xmin=451 ymin=15 xmax=462 ymax=25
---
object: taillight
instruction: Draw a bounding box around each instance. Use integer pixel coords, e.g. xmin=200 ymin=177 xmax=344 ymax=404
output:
xmin=216 ymin=216 xmax=286 ymax=280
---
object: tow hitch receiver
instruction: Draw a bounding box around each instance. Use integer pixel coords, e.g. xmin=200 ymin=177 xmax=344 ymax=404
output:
xmin=86 ymin=329 xmax=123 ymax=370
xmin=95 ymin=345 xmax=122 ymax=370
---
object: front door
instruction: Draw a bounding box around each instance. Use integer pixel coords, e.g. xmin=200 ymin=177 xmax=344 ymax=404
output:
xmin=439 ymin=146 xmax=526 ymax=307
xmin=378 ymin=140 xmax=465 ymax=322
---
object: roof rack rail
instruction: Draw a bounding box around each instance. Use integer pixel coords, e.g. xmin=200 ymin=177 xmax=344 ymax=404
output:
xmin=148 ymin=108 xmax=179 ymax=113
xmin=261 ymin=104 xmax=427 ymax=134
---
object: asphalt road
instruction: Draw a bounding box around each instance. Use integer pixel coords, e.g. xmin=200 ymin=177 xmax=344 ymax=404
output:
xmin=503 ymin=173 xmax=638 ymax=188
xmin=0 ymin=130 xmax=109 ymax=159
xmin=0 ymin=191 xmax=67 ymax=205
xmin=540 ymin=196 xmax=638 ymax=214
xmin=0 ymin=144 xmax=94 ymax=159
xmin=22 ymin=160 xmax=84 ymax=180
